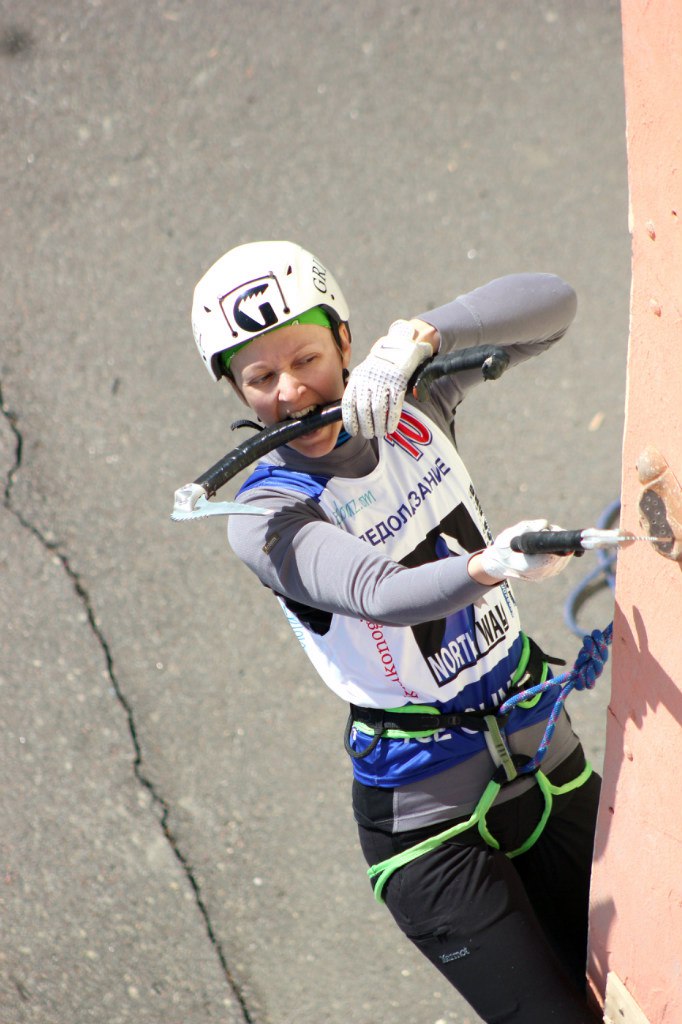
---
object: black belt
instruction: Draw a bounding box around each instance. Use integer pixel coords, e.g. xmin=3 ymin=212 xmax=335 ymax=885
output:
xmin=344 ymin=705 xmax=508 ymax=759
xmin=348 ymin=704 xmax=504 ymax=734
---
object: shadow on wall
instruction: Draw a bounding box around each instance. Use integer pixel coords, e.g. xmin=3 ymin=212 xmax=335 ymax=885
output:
xmin=588 ymin=591 xmax=682 ymax=994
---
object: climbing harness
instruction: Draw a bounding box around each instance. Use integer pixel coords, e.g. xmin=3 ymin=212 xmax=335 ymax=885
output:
xmin=364 ymin=623 xmax=613 ymax=902
xmin=344 ymin=634 xmax=557 ymax=759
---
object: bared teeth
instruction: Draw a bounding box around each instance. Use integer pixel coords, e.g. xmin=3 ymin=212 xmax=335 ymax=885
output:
xmin=288 ymin=406 xmax=316 ymax=419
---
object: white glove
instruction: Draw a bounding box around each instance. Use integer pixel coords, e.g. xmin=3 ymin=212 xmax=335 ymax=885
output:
xmin=479 ymin=519 xmax=573 ymax=582
xmin=341 ymin=320 xmax=433 ymax=438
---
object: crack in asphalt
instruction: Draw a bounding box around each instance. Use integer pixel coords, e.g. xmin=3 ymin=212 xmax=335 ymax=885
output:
xmin=0 ymin=383 xmax=256 ymax=1024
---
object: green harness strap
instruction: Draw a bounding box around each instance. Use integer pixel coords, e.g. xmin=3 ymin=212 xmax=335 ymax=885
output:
xmin=352 ymin=701 xmax=446 ymax=741
xmin=367 ymin=760 xmax=593 ymax=903
xmin=361 ymin=637 xmax=590 ymax=904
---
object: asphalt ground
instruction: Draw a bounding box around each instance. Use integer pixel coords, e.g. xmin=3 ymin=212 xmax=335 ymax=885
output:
xmin=1 ymin=2 xmax=628 ymax=1022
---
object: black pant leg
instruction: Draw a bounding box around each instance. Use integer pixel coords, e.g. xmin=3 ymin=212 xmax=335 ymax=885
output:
xmin=511 ymin=767 xmax=602 ymax=991
xmin=357 ymin=775 xmax=600 ymax=1023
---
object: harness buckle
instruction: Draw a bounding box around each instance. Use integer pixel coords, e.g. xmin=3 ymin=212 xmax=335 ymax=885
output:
xmin=491 ymin=753 xmax=537 ymax=786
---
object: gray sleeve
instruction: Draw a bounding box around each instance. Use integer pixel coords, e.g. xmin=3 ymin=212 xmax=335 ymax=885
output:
xmin=417 ymin=272 xmax=577 ymax=414
xmin=227 ymin=489 xmax=494 ymax=626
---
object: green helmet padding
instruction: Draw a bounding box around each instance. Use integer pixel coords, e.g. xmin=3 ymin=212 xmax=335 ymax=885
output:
xmin=220 ymin=306 xmax=332 ymax=375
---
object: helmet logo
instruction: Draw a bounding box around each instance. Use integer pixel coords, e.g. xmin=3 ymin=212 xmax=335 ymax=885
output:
xmin=221 ymin=274 xmax=289 ymax=337
xmin=312 ymin=259 xmax=327 ymax=294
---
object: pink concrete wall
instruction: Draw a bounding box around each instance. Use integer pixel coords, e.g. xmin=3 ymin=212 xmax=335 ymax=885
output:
xmin=587 ymin=2 xmax=682 ymax=1020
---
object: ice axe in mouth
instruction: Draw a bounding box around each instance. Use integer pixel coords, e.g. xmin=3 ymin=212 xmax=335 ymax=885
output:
xmin=170 ymin=345 xmax=509 ymax=523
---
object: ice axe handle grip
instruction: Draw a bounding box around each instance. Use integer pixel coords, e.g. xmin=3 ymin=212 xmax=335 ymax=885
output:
xmin=411 ymin=345 xmax=510 ymax=401
xmin=510 ymin=530 xmax=584 ymax=555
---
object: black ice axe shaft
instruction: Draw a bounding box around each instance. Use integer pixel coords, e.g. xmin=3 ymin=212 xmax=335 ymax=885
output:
xmin=510 ymin=528 xmax=668 ymax=555
xmin=511 ymin=530 xmax=591 ymax=554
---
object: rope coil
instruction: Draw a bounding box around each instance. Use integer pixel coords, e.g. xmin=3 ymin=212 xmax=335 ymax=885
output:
xmin=500 ymin=623 xmax=613 ymax=773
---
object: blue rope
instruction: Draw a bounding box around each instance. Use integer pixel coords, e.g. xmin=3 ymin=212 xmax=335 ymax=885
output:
xmin=499 ymin=623 xmax=613 ymax=773
xmin=564 ymin=500 xmax=620 ymax=637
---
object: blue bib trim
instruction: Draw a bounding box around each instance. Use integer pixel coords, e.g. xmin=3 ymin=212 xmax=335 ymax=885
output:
xmin=238 ymin=464 xmax=331 ymax=502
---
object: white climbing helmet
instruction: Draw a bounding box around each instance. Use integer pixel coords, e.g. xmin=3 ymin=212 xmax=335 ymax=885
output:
xmin=191 ymin=240 xmax=350 ymax=381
